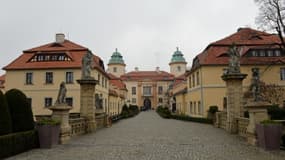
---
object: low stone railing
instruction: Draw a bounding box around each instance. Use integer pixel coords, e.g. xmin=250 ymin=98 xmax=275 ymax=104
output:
xmin=237 ymin=117 xmax=249 ymax=138
xmin=215 ymin=111 xmax=227 ymax=129
xmin=69 ymin=118 xmax=87 ymax=137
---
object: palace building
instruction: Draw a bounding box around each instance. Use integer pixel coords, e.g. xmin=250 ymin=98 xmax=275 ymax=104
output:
xmin=107 ymin=48 xmax=187 ymax=110
xmin=172 ymin=28 xmax=285 ymax=117
xmin=3 ymin=34 xmax=111 ymax=116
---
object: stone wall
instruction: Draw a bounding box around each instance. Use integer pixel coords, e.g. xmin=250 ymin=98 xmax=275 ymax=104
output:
xmin=69 ymin=118 xmax=87 ymax=137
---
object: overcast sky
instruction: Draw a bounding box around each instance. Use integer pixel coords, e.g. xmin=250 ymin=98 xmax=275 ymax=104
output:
xmin=0 ymin=0 xmax=259 ymax=75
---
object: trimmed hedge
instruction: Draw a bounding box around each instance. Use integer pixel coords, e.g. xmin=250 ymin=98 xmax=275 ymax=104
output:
xmin=171 ymin=114 xmax=213 ymax=124
xmin=5 ymin=89 xmax=34 ymax=132
xmin=156 ymin=106 xmax=213 ymax=124
xmin=0 ymin=130 xmax=38 ymax=159
xmin=156 ymin=106 xmax=171 ymax=118
xmin=120 ymin=104 xmax=140 ymax=119
xmin=0 ymin=90 xmax=12 ymax=135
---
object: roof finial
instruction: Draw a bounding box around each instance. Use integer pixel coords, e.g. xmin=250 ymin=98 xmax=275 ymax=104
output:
xmin=176 ymin=47 xmax=179 ymax=51
xmin=115 ymin=48 xmax=118 ymax=52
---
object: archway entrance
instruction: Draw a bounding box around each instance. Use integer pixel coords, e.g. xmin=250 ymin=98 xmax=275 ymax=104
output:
xmin=144 ymin=98 xmax=151 ymax=110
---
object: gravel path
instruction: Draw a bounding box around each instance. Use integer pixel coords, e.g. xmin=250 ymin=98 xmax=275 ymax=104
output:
xmin=6 ymin=111 xmax=285 ymax=160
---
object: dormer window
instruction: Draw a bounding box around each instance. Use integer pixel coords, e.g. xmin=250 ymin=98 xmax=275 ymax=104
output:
xmin=29 ymin=53 xmax=71 ymax=62
xmin=249 ymin=49 xmax=282 ymax=57
xmin=275 ymin=50 xmax=281 ymax=56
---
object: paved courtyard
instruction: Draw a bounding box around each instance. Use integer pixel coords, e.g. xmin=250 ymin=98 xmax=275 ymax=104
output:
xmin=6 ymin=111 xmax=285 ymax=160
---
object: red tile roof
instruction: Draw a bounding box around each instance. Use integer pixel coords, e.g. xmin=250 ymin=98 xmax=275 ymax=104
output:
xmin=121 ymin=71 xmax=174 ymax=81
xmin=194 ymin=28 xmax=285 ymax=68
xmin=108 ymin=73 xmax=127 ymax=90
xmin=3 ymin=38 xmax=109 ymax=77
xmin=173 ymin=73 xmax=187 ymax=87
xmin=109 ymin=89 xmax=118 ymax=96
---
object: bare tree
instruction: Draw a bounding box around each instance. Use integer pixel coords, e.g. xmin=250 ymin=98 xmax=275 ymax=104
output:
xmin=244 ymin=80 xmax=285 ymax=106
xmin=255 ymin=0 xmax=285 ymax=48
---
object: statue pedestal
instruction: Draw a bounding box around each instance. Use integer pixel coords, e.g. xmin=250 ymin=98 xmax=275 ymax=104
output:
xmin=49 ymin=104 xmax=72 ymax=144
xmin=95 ymin=109 xmax=107 ymax=129
xmin=244 ymin=100 xmax=270 ymax=145
xmin=222 ymin=73 xmax=247 ymax=134
xmin=77 ymin=78 xmax=98 ymax=133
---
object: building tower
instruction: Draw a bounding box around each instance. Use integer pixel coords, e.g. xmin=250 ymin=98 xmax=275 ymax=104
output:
xmin=169 ymin=47 xmax=187 ymax=77
xmin=107 ymin=48 xmax=126 ymax=77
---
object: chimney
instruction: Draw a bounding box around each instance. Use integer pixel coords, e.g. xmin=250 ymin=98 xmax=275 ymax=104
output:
xmin=55 ymin=33 xmax=65 ymax=43
xmin=135 ymin=67 xmax=139 ymax=71
xmin=156 ymin=67 xmax=160 ymax=72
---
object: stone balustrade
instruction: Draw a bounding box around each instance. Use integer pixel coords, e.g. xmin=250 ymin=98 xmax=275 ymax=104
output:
xmin=69 ymin=118 xmax=87 ymax=137
xmin=236 ymin=117 xmax=249 ymax=138
xmin=215 ymin=111 xmax=227 ymax=129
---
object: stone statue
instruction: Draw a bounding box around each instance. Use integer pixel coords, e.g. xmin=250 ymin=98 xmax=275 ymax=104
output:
xmin=95 ymin=94 xmax=103 ymax=109
xmin=227 ymin=45 xmax=241 ymax=73
xmin=81 ymin=50 xmax=93 ymax=79
xmin=55 ymin=81 xmax=67 ymax=105
xmin=251 ymin=68 xmax=261 ymax=101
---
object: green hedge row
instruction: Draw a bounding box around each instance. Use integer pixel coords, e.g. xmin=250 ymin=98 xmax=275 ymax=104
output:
xmin=156 ymin=106 xmax=213 ymax=124
xmin=120 ymin=104 xmax=140 ymax=119
xmin=0 ymin=130 xmax=38 ymax=159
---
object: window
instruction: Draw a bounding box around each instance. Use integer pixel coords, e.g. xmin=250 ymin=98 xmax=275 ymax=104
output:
xmin=98 ymin=74 xmax=101 ymax=85
xmin=267 ymin=50 xmax=273 ymax=57
xmin=259 ymin=50 xmax=265 ymax=56
xmin=65 ymin=97 xmax=73 ymax=106
xmin=190 ymin=102 xmax=193 ymax=113
xmin=66 ymin=72 xmax=73 ymax=83
xmin=105 ymin=79 xmax=108 ymax=88
xmin=113 ymin=67 xmax=117 ymax=73
xmin=192 ymin=74 xmax=195 ymax=87
xmin=198 ymin=101 xmax=201 ymax=115
xmin=45 ymin=72 xmax=53 ymax=84
xmin=25 ymin=72 xmax=33 ymax=84
xmin=143 ymin=86 xmax=152 ymax=96
xmin=132 ymin=98 xmax=136 ymax=103
xmin=189 ymin=77 xmax=192 ymax=88
xmin=275 ymin=50 xmax=281 ymax=56
xmin=196 ymin=71 xmax=200 ymax=85
xmin=280 ymin=68 xmax=285 ymax=80
xmin=45 ymin=97 xmax=52 ymax=107
xmin=158 ymin=86 xmax=163 ymax=95
xmin=158 ymin=98 xmax=163 ymax=103
xmin=132 ymin=87 xmax=136 ymax=95
xmin=102 ymin=77 xmax=105 ymax=87
xmin=194 ymin=102 xmax=196 ymax=114
xmin=251 ymin=50 xmax=257 ymax=56
xmin=177 ymin=66 xmax=181 ymax=72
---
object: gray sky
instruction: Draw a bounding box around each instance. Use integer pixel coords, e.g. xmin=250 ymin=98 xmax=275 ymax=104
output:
xmin=0 ymin=0 xmax=259 ymax=75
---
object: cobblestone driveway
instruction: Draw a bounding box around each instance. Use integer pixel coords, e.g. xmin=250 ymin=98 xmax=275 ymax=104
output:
xmin=6 ymin=111 xmax=285 ymax=160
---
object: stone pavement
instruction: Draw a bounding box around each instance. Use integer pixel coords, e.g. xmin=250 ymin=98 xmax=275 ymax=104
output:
xmin=6 ymin=111 xmax=285 ymax=160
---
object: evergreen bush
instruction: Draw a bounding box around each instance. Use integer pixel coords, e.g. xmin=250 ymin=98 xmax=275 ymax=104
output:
xmin=267 ymin=105 xmax=285 ymax=120
xmin=208 ymin=106 xmax=219 ymax=114
xmin=5 ymin=89 xmax=34 ymax=132
xmin=0 ymin=130 xmax=38 ymax=159
xmin=0 ymin=90 xmax=12 ymax=135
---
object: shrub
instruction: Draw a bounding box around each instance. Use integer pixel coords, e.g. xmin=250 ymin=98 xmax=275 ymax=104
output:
xmin=0 ymin=90 xmax=12 ymax=135
xmin=36 ymin=118 xmax=60 ymax=126
xmin=282 ymin=134 xmax=285 ymax=147
xmin=171 ymin=114 xmax=213 ymax=124
xmin=5 ymin=89 xmax=34 ymax=132
xmin=267 ymin=105 xmax=285 ymax=120
xmin=208 ymin=106 xmax=219 ymax=114
xmin=0 ymin=130 xmax=38 ymax=159
xmin=120 ymin=104 xmax=140 ymax=119
xmin=156 ymin=106 xmax=171 ymax=118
